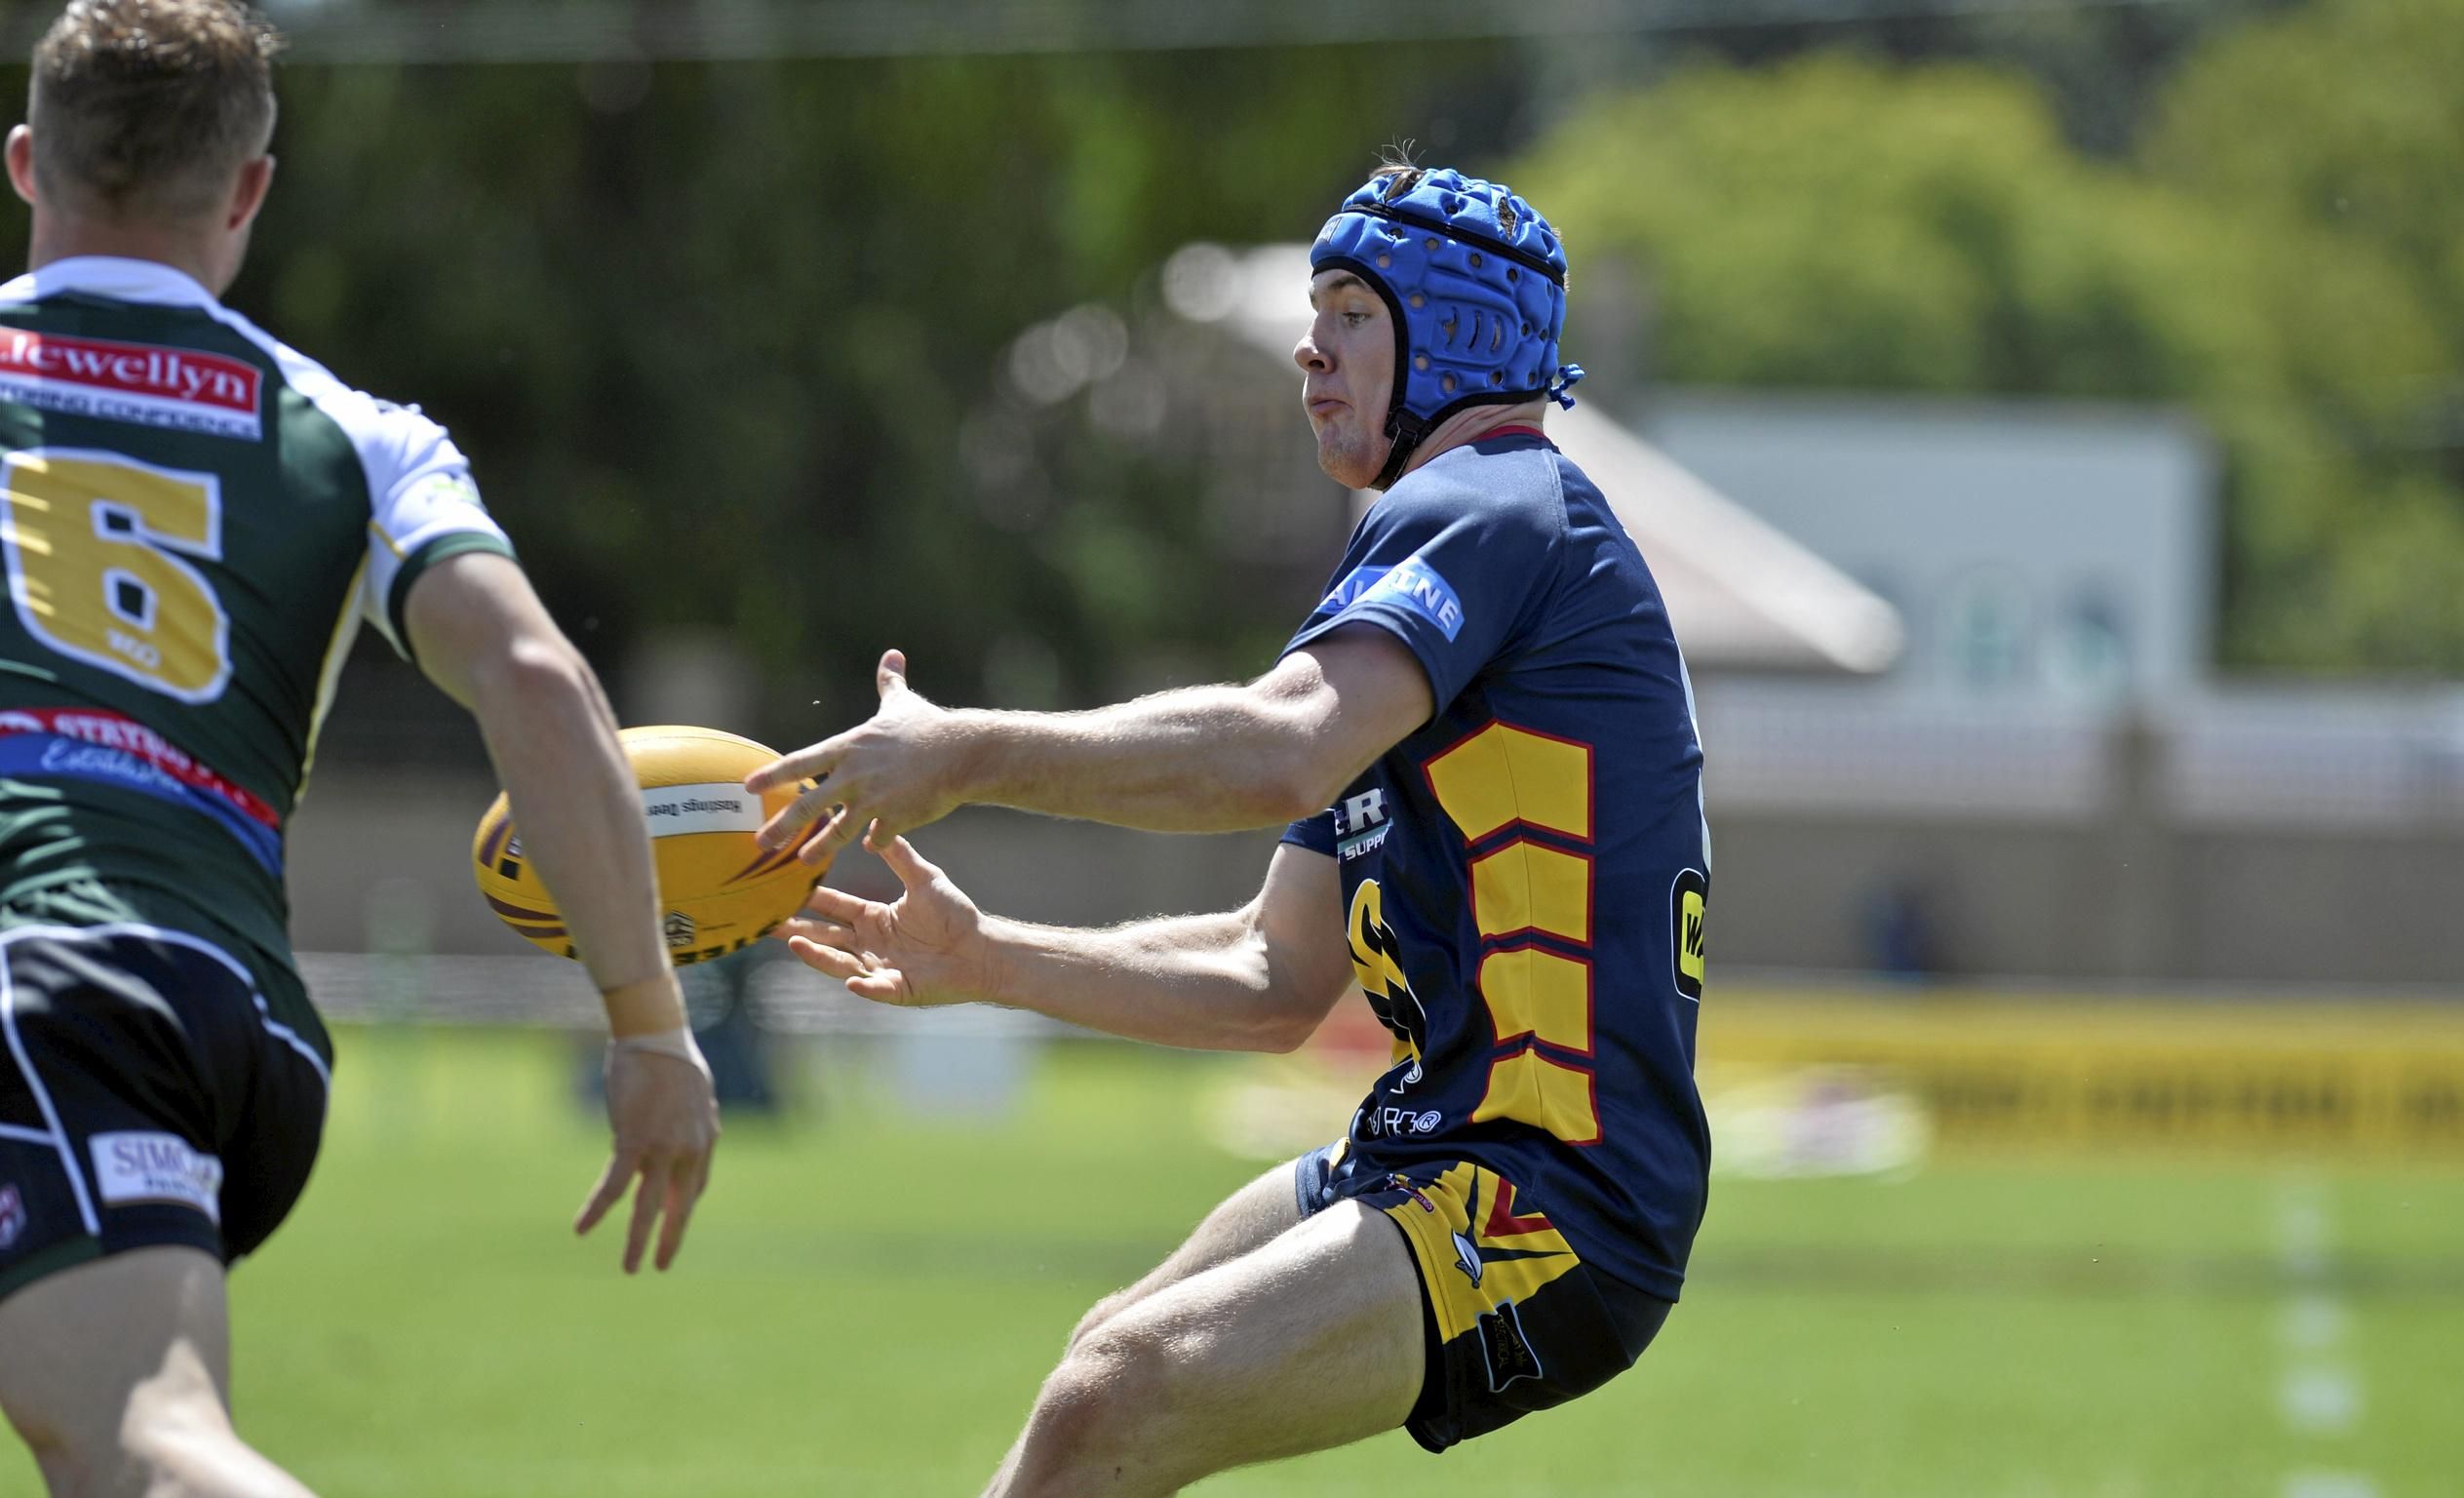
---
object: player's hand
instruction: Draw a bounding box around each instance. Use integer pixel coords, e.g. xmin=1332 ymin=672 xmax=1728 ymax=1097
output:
xmin=746 ymin=650 xmax=965 ymax=867
xmin=774 ymin=831 xmax=993 ymax=1007
xmin=574 ymin=1036 xmax=721 ymax=1274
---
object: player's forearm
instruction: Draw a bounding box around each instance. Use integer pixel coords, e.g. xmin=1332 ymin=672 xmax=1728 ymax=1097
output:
xmin=972 ymin=908 xmax=1317 ymax=1052
xmin=949 ymin=686 xmax=1334 ymax=833
xmin=468 ymin=641 xmax=680 ymax=1031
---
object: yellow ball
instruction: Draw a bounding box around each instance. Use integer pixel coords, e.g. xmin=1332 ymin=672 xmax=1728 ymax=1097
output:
xmin=470 ymin=725 xmax=823 ymax=966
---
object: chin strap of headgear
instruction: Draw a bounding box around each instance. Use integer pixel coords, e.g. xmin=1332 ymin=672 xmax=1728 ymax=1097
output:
xmin=1371 ymin=407 xmax=1435 ymax=492
xmin=1548 ymin=362 xmax=1587 ymax=410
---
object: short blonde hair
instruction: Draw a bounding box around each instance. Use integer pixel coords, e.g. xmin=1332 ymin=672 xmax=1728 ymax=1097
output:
xmin=29 ymin=0 xmax=282 ymax=221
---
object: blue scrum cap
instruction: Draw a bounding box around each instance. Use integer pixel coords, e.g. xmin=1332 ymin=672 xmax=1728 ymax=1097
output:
xmin=1310 ymin=166 xmax=1584 ymax=489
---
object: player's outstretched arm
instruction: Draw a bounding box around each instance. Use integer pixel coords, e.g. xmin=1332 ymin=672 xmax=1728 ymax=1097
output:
xmin=747 ymin=625 xmax=1433 ymax=863
xmin=407 ymin=551 xmax=720 ymax=1273
xmin=780 ymin=836 xmax=1352 ymax=1053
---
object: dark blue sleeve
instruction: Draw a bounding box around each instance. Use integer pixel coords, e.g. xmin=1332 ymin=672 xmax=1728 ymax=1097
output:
xmin=1280 ymin=470 xmax=1560 ymax=713
xmin=1279 ymin=808 xmax=1337 ymax=856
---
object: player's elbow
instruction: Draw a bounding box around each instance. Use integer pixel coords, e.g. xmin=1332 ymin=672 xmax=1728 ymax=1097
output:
xmin=1245 ymin=735 xmax=1351 ymax=825
xmin=1252 ymin=766 xmax=1336 ymax=827
xmin=1239 ymin=991 xmax=1330 ymax=1054
xmin=469 ymin=634 xmax=599 ymax=727
xmin=1250 ymin=1010 xmax=1322 ymax=1054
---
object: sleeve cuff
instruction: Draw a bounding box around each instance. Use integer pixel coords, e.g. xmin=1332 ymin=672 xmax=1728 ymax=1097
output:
xmin=385 ymin=531 xmax=518 ymax=662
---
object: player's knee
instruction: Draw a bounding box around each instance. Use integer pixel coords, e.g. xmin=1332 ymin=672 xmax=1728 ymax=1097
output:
xmin=1032 ymin=1321 xmax=1180 ymax=1468
xmin=113 ymin=1370 xmax=249 ymax=1497
xmin=1064 ymin=1289 xmax=1133 ymax=1353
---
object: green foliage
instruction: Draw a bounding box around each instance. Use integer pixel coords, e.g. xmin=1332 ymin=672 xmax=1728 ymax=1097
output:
xmin=0 ymin=45 xmax=1479 ymax=733
xmin=1514 ymin=10 xmax=2464 ymax=675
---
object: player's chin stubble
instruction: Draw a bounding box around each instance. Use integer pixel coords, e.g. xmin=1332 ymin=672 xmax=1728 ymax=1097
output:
xmin=1314 ymin=418 xmax=1375 ymax=489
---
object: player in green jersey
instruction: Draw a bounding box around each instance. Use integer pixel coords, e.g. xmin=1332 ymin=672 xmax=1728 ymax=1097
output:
xmin=0 ymin=6 xmax=721 ymax=1495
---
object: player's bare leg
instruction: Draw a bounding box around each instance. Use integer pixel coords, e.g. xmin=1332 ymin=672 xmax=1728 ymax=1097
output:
xmin=0 ymin=1246 xmax=317 ymax=1498
xmin=984 ymin=1161 xmax=1305 ymax=1489
xmin=1069 ymin=1159 xmax=1303 ymax=1349
xmin=985 ymin=1199 xmax=1423 ymax=1498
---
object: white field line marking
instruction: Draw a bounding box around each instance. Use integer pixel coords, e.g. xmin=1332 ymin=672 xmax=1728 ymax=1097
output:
xmin=2284 ymin=1474 xmax=2380 ymax=1498
xmin=2273 ymin=1178 xmax=2376 ymax=1498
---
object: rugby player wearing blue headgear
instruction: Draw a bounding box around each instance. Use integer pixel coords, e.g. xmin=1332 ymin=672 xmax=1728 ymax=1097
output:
xmin=751 ymin=162 xmax=1711 ymax=1494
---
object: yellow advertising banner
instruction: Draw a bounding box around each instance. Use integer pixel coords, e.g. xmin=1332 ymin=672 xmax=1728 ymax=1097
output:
xmin=1700 ymin=990 xmax=2464 ymax=1158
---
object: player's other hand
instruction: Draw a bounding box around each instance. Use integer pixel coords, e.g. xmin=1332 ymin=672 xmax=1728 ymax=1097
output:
xmin=775 ymin=830 xmax=992 ymax=1007
xmin=574 ymin=1037 xmax=721 ymax=1274
xmin=745 ymin=649 xmax=964 ymax=867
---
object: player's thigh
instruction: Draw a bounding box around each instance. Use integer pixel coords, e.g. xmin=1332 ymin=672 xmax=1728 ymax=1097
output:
xmin=0 ymin=1244 xmax=234 ymax=1468
xmin=1077 ymin=1155 xmax=1305 ymax=1339
xmin=1069 ymin=1198 xmax=1424 ymax=1478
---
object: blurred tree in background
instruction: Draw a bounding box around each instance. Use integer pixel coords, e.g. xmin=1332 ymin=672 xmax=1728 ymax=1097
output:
xmin=0 ymin=40 xmax=1489 ymax=740
xmin=1517 ymin=0 xmax=2464 ymax=673
xmin=1 ymin=0 xmax=2455 ymax=721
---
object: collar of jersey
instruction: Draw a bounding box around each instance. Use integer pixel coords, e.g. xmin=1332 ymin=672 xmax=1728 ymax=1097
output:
xmin=0 ymin=255 xmax=220 ymax=311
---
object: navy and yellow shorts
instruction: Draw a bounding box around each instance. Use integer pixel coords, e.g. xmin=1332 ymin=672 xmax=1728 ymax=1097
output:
xmin=1296 ymin=1141 xmax=1671 ymax=1452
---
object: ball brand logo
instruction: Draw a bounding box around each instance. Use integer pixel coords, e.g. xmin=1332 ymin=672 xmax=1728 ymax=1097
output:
xmin=0 ymin=330 xmax=262 ymax=439
xmin=639 ymin=782 xmax=766 ymax=838
xmin=0 ymin=1183 xmax=23 ymax=1249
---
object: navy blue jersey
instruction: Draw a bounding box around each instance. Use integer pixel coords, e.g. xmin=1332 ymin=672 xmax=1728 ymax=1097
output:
xmin=1280 ymin=428 xmax=1711 ymax=1300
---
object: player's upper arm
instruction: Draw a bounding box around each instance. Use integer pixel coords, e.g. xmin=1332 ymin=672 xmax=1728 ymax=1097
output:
xmin=1248 ymin=842 xmax=1355 ymax=1051
xmin=405 ymin=550 xmax=580 ymax=713
xmin=1249 ymin=624 xmax=1435 ymax=819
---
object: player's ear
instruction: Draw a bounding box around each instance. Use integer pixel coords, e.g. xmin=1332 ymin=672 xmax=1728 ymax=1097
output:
xmin=5 ymin=127 xmax=38 ymax=209
xmin=227 ymin=154 xmax=275 ymax=232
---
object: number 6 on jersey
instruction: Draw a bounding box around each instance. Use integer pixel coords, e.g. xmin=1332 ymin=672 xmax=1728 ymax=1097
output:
xmin=0 ymin=448 xmax=231 ymax=703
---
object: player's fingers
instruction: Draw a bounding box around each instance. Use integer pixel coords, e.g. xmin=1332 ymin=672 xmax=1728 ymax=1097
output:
xmin=653 ymin=1154 xmax=710 ymax=1272
xmin=844 ymin=969 xmax=912 ymax=1005
xmin=574 ymin=1149 xmax=638 ymax=1236
xmin=813 ymin=802 xmax=874 ymax=864
xmin=795 ymin=804 xmax=853 ymax=867
xmin=621 ymin=1151 xmax=666 ymax=1274
xmin=786 ymin=933 xmax=867 ymax=979
xmin=873 ymin=834 xmax=942 ymax=889
xmin=774 ymin=913 xmax=855 ymax=945
xmin=876 ymin=649 xmax=908 ymax=700
xmin=801 ymin=884 xmax=871 ymax=924
xmin=746 ymin=740 xmax=838 ymax=796
xmin=759 ymin=777 xmax=840 ymax=850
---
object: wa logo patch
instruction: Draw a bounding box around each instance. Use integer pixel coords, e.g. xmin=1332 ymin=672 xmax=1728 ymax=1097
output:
xmin=1670 ymin=867 xmax=1708 ymax=1002
xmin=663 ymin=910 xmax=698 ymax=949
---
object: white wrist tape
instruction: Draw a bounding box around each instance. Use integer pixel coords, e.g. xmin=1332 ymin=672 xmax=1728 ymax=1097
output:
xmin=610 ymin=1025 xmax=711 ymax=1076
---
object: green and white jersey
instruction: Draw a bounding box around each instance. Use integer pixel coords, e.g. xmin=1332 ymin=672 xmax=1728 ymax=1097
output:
xmin=0 ymin=256 xmax=513 ymax=1051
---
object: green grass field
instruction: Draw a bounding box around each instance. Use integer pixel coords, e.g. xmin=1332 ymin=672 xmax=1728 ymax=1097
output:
xmin=5 ymin=1027 xmax=2458 ymax=1497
